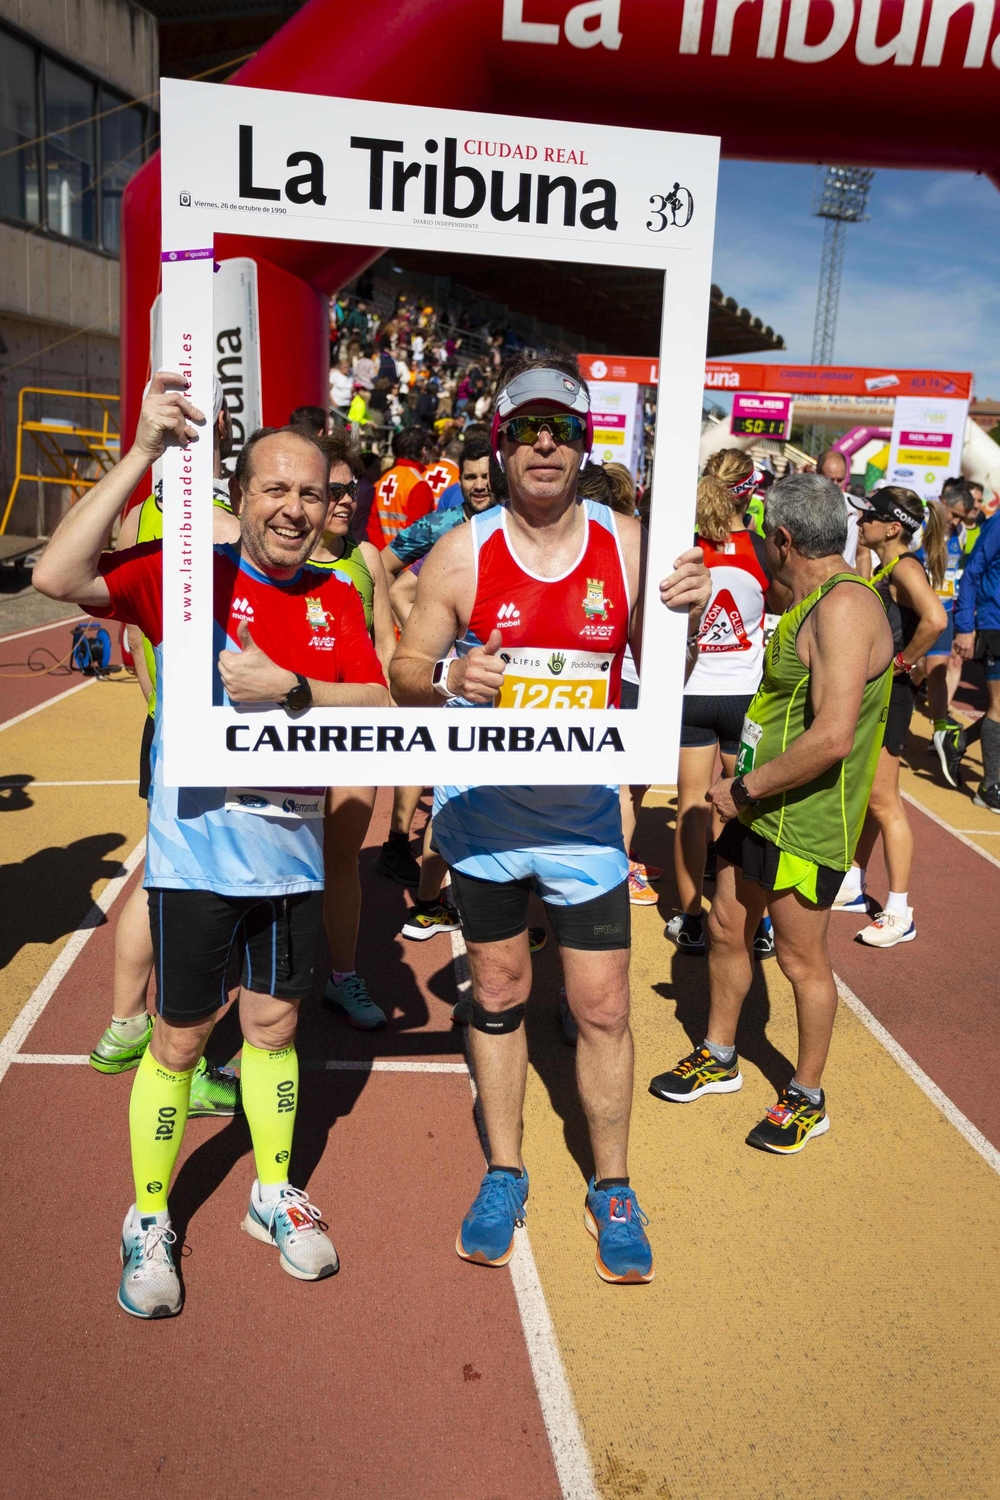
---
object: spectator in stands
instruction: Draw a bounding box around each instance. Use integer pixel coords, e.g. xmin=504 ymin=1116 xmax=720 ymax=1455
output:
xmin=377 ymin=346 xmax=398 ymax=385
xmin=353 ymin=345 xmax=377 ymax=392
xmin=367 ymin=378 xmax=392 ymax=427
xmin=345 ymin=300 xmax=369 ymax=338
xmin=330 ymin=358 xmax=353 ymax=416
xmin=415 ymin=377 xmax=438 ymax=427
xmin=347 ymin=384 xmax=369 ymax=425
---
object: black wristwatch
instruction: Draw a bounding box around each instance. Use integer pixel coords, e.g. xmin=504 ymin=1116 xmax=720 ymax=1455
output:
xmin=282 ymin=673 xmax=312 ymax=713
xmin=730 ymin=775 xmax=760 ymax=810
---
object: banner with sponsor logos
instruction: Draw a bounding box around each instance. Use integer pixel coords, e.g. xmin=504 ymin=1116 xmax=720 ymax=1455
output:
xmin=590 ymin=381 xmax=645 ymax=476
xmin=886 ymin=395 xmax=970 ymax=503
xmin=158 ymin=79 xmax=719 ymax=786
xmin=705 ymin=363 xmax=973 ymax=400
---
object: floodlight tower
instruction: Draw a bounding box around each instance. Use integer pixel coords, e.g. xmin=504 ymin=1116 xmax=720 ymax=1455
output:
xmin=805 ymin=165 xmax=875 ymax=456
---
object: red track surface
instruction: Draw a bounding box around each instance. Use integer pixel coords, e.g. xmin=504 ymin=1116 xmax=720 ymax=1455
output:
xmin=0 ymin=787 xmax=560 ymax=1500
xmin=0 ymin=618 xmax=123 ymax=722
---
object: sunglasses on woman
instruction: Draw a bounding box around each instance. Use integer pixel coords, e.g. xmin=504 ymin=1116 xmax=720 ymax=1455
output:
xmin=499 ymin=413 xmax=588 ymax=445
xmin=328 ymin=479 xmax=359 ymax=501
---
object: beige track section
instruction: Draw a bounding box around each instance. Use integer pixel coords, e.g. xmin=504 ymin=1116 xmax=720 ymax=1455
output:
xmin=0 ymin=683 xmax=148 ymax=1037
xmin=520 ymin=792 xmax=1000 ymax=1500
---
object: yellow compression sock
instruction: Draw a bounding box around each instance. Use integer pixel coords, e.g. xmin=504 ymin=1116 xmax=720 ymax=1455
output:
xmin=240 ymin=1041 xmax=298 ymax=1188
xmin=128 ymin=1048 xmax=194 ymax=1213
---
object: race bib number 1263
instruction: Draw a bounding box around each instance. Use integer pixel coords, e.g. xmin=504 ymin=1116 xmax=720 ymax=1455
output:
xmin=495 ymin=646 xmax=614 ymax=710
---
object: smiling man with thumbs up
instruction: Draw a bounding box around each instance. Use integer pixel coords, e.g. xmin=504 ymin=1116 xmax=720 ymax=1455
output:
xmin=34 ymin=383 xmax=387 ymax=1320
xmin=391 ymin=353 xmax=710 ymax=1285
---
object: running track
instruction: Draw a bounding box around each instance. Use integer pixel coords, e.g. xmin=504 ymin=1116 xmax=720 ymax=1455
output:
xmin=2 ymin=616 xmax=999 ymax=1499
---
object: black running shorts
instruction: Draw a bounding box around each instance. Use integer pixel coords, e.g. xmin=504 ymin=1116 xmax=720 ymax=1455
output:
xmin=450 ymin=869 xmax=631 ymax=951
xmin=714 ymin=820 xmax=843 ymax=910
xmin=147 ymin=888 xmax=324 ymax=1022
xmin=882 ymin=676 xmax=915 ymax=758
xmin=680 ymin=693 xmax=754 ymax=755
xmin=138 ymin=713 xmax=154 ymax=801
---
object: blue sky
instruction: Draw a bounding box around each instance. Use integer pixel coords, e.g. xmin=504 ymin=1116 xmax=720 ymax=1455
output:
xmin=711 ymin=161 xmax=1000 ymax=401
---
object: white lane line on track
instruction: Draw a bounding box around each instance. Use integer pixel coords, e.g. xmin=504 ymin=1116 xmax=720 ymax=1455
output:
xmin=901 ymin=789 xmax=1000 ymax=873
xmin=0 ymin=676 xmax=93 ymax=732
xmin=0 ymin=779 xmax=139 ymax=787
xmin=0 ymin=837 xmax=146 ymax=1084
xmin=306 ymin=1059 xmax=468 ymax=1074
xmin=450 ymin=927 xmax=599 ymax=1500
xmin=835 ymin=973 xmax=1000 ymax=1178
xmin=0 ymin=616 xmax=81 ymax=644
xmin=10 ymin=1055 xmax=469 ymax=1072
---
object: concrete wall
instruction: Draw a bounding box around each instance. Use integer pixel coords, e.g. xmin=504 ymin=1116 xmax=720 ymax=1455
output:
xmin=1 ymin=0 xmax=157 ymax=99
xmin=0 ymin=0 xmax=156 ymax=537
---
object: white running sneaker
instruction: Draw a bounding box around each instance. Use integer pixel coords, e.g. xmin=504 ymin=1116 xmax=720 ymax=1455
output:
xmin=118 ymin=1206 xmax=182 ymax=1319
xmin=242 ymin=1183 xmax=339 ymax=1281
xmin=857 ymin=909 xmax=916 ymax=947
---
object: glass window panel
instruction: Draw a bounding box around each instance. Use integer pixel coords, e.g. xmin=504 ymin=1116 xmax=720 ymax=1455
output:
xmin=42 ymin=58 xmax=96 ymax=243
xmin=0 ymin=34 xmax=40 ymax=224
xmin=100 ymin=94 xmax=145 ymax=253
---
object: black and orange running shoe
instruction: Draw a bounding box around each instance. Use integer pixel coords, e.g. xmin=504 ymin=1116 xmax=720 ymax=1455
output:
xmin=648 ymin=1046 xmax=742 ymax=1103
xmin=745 ymin=1084 xmax=830 ymax=1154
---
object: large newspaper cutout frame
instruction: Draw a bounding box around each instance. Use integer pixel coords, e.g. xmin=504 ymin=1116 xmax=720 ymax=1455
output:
xmin=158 ymin=79 xmax=719 ymax=787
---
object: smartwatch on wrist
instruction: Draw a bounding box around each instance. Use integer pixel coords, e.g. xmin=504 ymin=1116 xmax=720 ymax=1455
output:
xmin=282 ymin=673 xmax=312 ymax=713
xmin=431 ymin=658 xmax=453 ymax=698
xmin=730 ymin=774 xmax=760 ymax=811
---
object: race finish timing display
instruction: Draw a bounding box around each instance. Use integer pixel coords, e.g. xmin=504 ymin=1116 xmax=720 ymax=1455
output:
xmin=157 ymin=80 xmax=719 ymax=787
xmin=731 ymin=393 xmax=793 ymax=440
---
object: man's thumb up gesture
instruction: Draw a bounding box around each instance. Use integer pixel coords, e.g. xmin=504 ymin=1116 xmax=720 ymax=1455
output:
xmin=446 ymin=629 xmax=507 ymax=704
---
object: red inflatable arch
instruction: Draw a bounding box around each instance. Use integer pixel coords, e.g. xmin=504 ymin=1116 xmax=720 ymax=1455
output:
xmin=122 ymin=0 xmax=1000 ymax=443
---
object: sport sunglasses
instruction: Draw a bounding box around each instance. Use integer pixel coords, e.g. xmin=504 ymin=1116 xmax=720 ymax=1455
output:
xmin=498 ymin=413 xmax=588 ymax=444
xmin=328 ymin=479 xmax=359 ymax=501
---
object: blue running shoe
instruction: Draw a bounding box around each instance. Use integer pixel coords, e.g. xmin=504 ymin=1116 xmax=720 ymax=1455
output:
xmin=118 ymin=1206 xmax=182 ymax=1319
xmin=242 ymin=1183 xmax=339 ymax=1281
xmin=753 ymin=915 xmax=775 ymax=958
xmin=456 ymin=1167 xmax=529 ymax=1267
xmin=584 ymin=1179 xmax=654 ymax=1284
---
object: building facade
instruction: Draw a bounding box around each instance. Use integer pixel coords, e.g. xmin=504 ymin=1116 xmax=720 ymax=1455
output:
xmin=0 ymin=0 xmax=157 ymax=535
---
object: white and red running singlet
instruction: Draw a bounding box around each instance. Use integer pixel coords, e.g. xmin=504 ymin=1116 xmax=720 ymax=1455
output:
xmin=685 ymin=529 xmax=771 ymax=696
xmin=463 ymin=500 xmax=630 ymax=709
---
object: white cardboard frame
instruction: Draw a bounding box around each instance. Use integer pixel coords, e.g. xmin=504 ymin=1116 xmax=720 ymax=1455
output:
xmin=158 ymin=78 xmax=719 ymax=786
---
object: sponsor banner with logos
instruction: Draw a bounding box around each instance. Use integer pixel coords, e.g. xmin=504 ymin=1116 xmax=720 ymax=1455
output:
xmin=705 ymin=362 xmax=973 ymax=400
xmin=158 ymin=80 xmax=719 ymax=785
xmin=590 ymin=381 xmax=645 ymax=476
xmin=886 ymin=395 xmax=970 ymax=503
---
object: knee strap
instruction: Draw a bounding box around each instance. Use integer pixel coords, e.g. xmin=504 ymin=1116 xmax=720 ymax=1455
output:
xmin=469 ymin=999 xmax=525 ymax=1035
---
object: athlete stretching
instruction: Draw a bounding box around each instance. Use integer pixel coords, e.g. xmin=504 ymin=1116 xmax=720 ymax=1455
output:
xmin=34 ymin=373 xmax=389 ymax=1317
xmin=650 ymin=472 xmax=893 ymax=1152
xmin=391 ymin=356 xmax=710 ymax=1283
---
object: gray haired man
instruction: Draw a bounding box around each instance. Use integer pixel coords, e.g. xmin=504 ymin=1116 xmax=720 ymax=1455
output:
xmin=650 ymin=473 xmax=893 ymax=1154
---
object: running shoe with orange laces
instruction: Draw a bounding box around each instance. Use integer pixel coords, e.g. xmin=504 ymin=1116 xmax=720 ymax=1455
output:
xmin=745 ymin=1084 xmax=829 ymax=1154
xmin=649 ymin=1045 xmax=742 ymax=1102
xmin=627 ymin=861 xmax=658 ymax=906
xmin=856 ymin=908 xmax=916 ymax=947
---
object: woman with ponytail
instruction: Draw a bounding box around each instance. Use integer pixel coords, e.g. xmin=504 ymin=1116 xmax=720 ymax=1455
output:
xmin=834 ymin=487 xmax=947 ymax=947
xmin=667 ymin=450 xmax=787 ymax=956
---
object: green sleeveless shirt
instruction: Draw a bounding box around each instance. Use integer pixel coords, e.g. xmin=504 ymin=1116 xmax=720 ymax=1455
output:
xmin=734 ymin=573 xmax=891 ymax=871
xmin=308 ymin=534 xmax=375 ymax=633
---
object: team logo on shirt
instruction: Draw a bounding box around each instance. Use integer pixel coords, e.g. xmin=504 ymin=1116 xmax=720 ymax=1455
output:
xmin=496 ymin=602 xmax=521 ymax=627
xmin=232 ymin=596 xmax=254 ymax=621
xmin=582 ymin=578 xmax=611 ymax=621
xmin=305 ymin=596 xmax=330 ymax=632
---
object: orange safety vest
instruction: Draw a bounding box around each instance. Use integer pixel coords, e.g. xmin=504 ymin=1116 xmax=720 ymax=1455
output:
xmin=369 ymin=460 xmax=432 ymax=548
xmin=422 ymin=457 xmax=459 ymax=500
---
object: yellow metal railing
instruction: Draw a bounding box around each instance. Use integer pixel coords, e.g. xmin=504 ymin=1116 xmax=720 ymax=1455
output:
xmin=1 ymin=386 xmax=120 ymax=535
